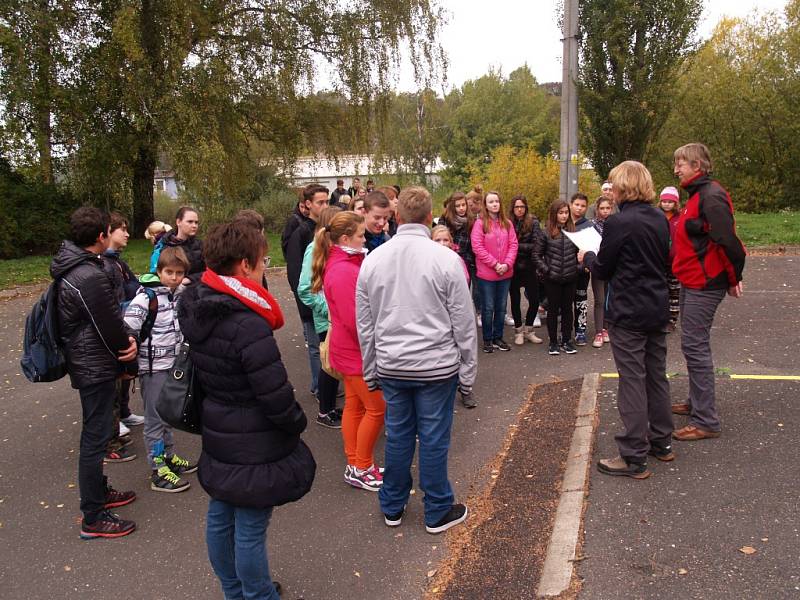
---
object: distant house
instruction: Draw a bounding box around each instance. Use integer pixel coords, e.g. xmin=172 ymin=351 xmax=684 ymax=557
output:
xmin=153 ymin=167 xmax=181 ymax=199
xmin=285 ymin=154 xmax=443 ymax=190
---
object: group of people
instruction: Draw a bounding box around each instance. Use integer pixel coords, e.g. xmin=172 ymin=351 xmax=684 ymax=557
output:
xmin=45 ymin=140 xmax=743 ymax=598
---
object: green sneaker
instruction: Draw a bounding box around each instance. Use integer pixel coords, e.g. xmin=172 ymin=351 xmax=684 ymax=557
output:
xmin=168 ymin=453 xmax=198 ymax=475
xmin=151 ymin=464 xmax=190 ymax=493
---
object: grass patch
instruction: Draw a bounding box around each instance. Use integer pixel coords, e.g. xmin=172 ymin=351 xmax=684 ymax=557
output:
xmin=0 ymin=234 xmax=285 ymax=291
xmin=735 ymin=211 xmax=800 ymax=248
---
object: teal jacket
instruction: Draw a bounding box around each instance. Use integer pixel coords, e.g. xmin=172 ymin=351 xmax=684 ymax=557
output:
xmin=297 ymin=241 xmax=329 ymax=334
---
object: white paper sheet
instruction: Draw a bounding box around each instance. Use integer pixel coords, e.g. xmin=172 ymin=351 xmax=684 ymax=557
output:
xmin=563 ymin=227 xmax=602 ymax=254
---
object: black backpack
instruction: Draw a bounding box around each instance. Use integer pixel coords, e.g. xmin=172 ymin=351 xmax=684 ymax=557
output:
xmin=138 ymin=287 xmax=160 ymax=374
xmin=21 ymin=281 xmax=67 ymax=383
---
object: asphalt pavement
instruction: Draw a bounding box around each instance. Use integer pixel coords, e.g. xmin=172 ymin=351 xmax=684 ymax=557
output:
xmin=0 ymin=255 xmax=796 ymax=599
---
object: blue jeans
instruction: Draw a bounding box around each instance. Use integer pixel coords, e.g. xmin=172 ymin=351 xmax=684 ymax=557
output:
xmin=206 ymin=499 xmax=280 ymax=600
xmin=301 ymin=318 xmax=321 ymax=394
xmin=378 ymin=376 xmax=458 ymax=526
xmin=476 ymin=277 xmax=512 ymax=341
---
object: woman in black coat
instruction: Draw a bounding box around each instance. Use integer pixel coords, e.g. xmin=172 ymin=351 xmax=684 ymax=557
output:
xmin=179 ymin=221 xmax=315 ymax=600
xmin=580 ymin=160 xmax=672 ymax=480
xmin=508 ymin=195 xmax=543 ymax=345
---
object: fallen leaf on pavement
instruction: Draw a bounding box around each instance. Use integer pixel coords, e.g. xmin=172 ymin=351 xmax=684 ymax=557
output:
xmin=677 ymin=568 xmax=688 ymax=575
xmin=427 ymin=569 xmax=437 ymax=578
xmin=739 ymin=546 xmax=757 ymax=555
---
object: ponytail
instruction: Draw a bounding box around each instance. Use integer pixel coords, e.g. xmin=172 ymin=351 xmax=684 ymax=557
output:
xmin=311 ymin=211 xmax=364 ymax=293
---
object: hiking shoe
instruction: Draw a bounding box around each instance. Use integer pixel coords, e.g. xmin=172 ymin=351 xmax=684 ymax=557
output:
xmin=121 ymin=413 xmax=145 ymax=427
xmin=104 ymin=486 xmax=136 ymax=509
xmin=426 ymin=504 xmax=468 ymax=534
xmin=671 ymin=403 xmax=690 ymax=415
xmin=151 ymin=466 xmax=190 ymax=493
xmin=602 ymin=329 xmax=610 ymax=343
xmin=647 ymin=444 xmax=676 ymax=462
xmin=104 ymin=447 xmax=137 ymax=463
xmin=460 ymin=391 xmax=478 ymax=409
xmin=597 ymin=456 xmax=651 ymax=479
xmin=482 ymin=341 xmax=494 ymax=354
xmin=575 ymin=332 xmax=588 ymax=346
xmin=80 ymin=511 xmax=136 ymax=540
xmin=345 ymin=465 xmax=383 ymax=491
xmin=384 ymin=506 xmax=406 ymax=527
xmin=548 ymin=343 xmax=560 ymax=355
xmin=316 ymin=411 xmax=342 ymax=429
xmin=168 ymin=453 xmax=198 ymax=475
xmin=561 ymin=341 xmax=578 ymax=354
xmin=673 ymin=424 xmax=720 ymax=441
xmin=119 ymin=421 xmax=131 ymax=437
xmin=592 ymin=333 xmax=604 ymax=348
xmin=492 ymin=338 xmax=511 ymax=352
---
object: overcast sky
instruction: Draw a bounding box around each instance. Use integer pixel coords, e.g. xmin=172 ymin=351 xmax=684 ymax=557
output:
xmin=400 ymin=0 xmax=790 ymax=91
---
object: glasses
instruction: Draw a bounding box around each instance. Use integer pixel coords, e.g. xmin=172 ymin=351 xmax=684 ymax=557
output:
xmin=513 ymin=205 xmax=526 ymax=209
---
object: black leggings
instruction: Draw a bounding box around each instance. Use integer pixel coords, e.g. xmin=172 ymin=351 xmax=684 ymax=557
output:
xmin=317 ymin=330 xmax=338 ymax=415
xmin=544 ymin=280 xmax=577 ymax=343
xmin=509 ymin=268 xmax=539 ymax=327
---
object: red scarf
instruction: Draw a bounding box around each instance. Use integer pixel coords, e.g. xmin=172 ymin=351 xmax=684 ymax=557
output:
xmin=201 ymin=269 xmax=284 ymax=330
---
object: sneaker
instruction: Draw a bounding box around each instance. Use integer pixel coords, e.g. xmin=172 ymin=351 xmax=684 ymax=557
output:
xmin=647 ymin=444 xmax=675 ymax=462
xmin=121 ymin=413 xmax=145 ymax=427
xmin=333 ymin=407 xmax=344 ymax=418
xmin=575 ymin=332 xmax=588 ymax=346
xmin=151 ymin=466 xmax=190 ymax=493
xmin=168 ymin=453 xmax=198 ymax=475
xmin=118 ymin=434 xmax=133 ymax=449
xmin=602 ymin=329 xmax=610 ymax=343
xmin=532 ymin=315 xmax=542 ymax=328
xmin=592 ymin=333 xmax=604 ymax=348
xmin=548 ymin=343 xmax=560 ymax=355
xmin=104 ymin=447 xmax=137 ymax=463
xmin=316 ymin=412 xmax=342 ymax=429
xmin=504 ymin=314 xmax=515 ymax=326
xmin=476 ymin=315 xmax=482 ymax=327
xmin=597 ymin=456 xmax=650 ymax=479
xmin=119 ymin=421 xmax=130 ymax=437
xmin=460 ymin=391 xmax=478 ymax=409
xmin=561 ymin=341 xmax=578 ymax=354
xmin=425 ymin=504 xmax=468 ymax=534
xmin=492 ymin=338 xmax=511 ymax=352
xmin=345 ymin=465 xmax=383 ymax=491
xmin=384 ymin=506 xmax=406 ymax=527
xmin=80 ymin=511 xmax=136 ymax=540
xmin=104 ymin=486 xmax=136 ymax=509
xmin=482 ymin=341 xmax=494 ymax=354
xmin=368 ymin=464 xmax=384 ymax=480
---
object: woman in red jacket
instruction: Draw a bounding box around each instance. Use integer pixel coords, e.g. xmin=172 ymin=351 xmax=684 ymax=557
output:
xmin=311 ymin=212 xmax=386 ymax=492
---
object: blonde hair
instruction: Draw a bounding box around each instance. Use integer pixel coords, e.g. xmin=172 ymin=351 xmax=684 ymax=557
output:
xmin=465 ymin=184 xmax=483 ymax=207
xmin=431 ymin=225 xmax=453 ymax=243
xmin=145 ymin=220 xmax=172 ymax=241
xmin=310 ymin=212 xmax=364 ymax=293
xmin=608 ymin=161 xmax=656 ymax=204
xmin=674 ymin=142 xmax=712 ymax=174
xmin=397 ymin=186 xmax=432 ymax=224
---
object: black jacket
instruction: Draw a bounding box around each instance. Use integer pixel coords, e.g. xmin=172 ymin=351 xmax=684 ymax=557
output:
xmin=285 ymin=215 xmax=316 ymax=320
xmin=281 ymin=206 xmax=306 ymax=260
xmin=439 ymin=215 xmax=475 ymax=271
xmin=584 ymin=201 xmax=670 ymax=331
xmin=160 ymin=231 xmax=205 ymax=282
xmin=178 ymin=283 xmax=315 ymax=508
xmin=533 ymin=229 xmax=579 ymax=284
xmin=101 ymin=250 xmax=139 ymax=308
xmin=50 ymin=241 xmax=132 ymax=389
xmin=512 ymin=217 xmax=543 ymax=275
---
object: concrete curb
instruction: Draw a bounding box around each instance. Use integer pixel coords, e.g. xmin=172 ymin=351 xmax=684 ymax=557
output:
xmin=537 ymin=372 xmax=600 ymax=597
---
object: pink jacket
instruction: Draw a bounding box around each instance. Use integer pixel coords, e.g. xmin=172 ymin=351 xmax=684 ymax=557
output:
xmin=323 ymin=245 xmax=365 ymax=376
xmin=470 ymin=218 xmax=518 ymax=281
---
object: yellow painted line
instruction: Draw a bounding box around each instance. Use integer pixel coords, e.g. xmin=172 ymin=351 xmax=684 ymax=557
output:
xmin=601 ymin=373 xmax=800 ymax=381
xmin=601 ymin=373 xmax=619 ymax=378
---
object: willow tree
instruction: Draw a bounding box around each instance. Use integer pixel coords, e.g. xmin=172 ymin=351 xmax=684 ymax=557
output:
xmin=577 ymin=0 xmax=702 ymax=178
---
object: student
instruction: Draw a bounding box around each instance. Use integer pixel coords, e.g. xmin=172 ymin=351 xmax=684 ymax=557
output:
xmin=145 ymin=221 xmax=172 ymax=246
xmin=432 ymin=225 xmax=470 ymax=284
xmin=378 ymin=185 xmax=399 ymax=236
xmin=438 ymin=192 xmax=475 ymax=286
xmin=125 ymin=247 xmax=197 ymax=493
xmin=348 ymin=195 xmax=365 ymax=215
xmin=590 ymin=198 xmax=614 ymax=348
xmin=330 ymin=179 xmax=348 ymax=205
xmin=312 ymin=212 xmax=386 ymax=491
xmin=348 ymin=177 xmax=362 ymax=198
xmin=470 ymin=190 xmax=518 ymax=353
xmin=534 ymin=200 xmax=579 ymax=355
xmin=508 ymin=195 xmax=543 ymax=346
xmin=149 ymin=206 xmax=205 ymax=283
xmin=298 ymin=206 xmax=343 ymax=428
xmin=570 ymin=193 xmax=591 ymax=346
xmin=52 ymin=207 xmax=138 ymax=539
xmin=281 ymin=200 xmax=310 ymax=260
xmin=463 ymin=186 xmax=484 ymax=323
xmin=658 ymin=186 xmax=682 ymax=331
xmin=363 ymin=191 xmax=393 ymax=253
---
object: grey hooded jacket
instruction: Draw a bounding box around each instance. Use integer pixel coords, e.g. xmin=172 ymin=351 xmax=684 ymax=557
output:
xmin=356 ymin=223 xmax=478 ymax=393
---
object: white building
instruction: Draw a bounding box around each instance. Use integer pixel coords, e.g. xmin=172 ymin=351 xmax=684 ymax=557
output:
xmin=285 ymin=154 xmax=443 ymax=190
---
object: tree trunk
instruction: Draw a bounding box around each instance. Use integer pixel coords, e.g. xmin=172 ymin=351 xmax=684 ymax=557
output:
xmin=132 ymin=144 xmax=156 ymax=237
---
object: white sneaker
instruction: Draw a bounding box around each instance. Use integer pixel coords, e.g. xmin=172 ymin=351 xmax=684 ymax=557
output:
xmin=121 ymin=413 xmax=145 ymax=427
xmin=119 ymin=421 xmax=131 ymax=437
xmin=476 ymin=315 xmax=482 ymax=327
xmin=533 ymin=315 xmax=542 ymax=328
xmin=504 ymin=314 xmax=515 ymax=326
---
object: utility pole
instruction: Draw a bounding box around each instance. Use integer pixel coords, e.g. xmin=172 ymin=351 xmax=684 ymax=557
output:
xmin=559 ymin=0 xmax=579 ymax=201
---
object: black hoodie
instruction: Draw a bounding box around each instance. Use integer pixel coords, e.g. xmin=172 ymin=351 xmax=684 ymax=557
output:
xmin=159 ymin=230 xmax=205 ymax=282
xmin=50 ymin=241 xmax=131 ymax=389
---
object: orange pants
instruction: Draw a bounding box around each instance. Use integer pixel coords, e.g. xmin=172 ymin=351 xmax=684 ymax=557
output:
xmin=342 ymin=375 xmax=386 ymax=470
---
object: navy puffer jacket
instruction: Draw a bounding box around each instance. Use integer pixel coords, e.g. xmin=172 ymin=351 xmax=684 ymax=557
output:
xmin=178 ymin=283 xmax=315 ymax=509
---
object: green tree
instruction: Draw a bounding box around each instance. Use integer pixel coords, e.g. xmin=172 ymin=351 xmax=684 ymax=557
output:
xmin=578 ymin=0 xmax=703 ymax=178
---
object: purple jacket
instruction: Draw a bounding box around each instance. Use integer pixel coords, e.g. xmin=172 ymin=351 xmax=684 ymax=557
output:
xmin=470 ymin=218 xmax=518 ymax=281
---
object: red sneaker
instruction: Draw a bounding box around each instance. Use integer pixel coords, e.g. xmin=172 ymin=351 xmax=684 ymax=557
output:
xmin=104 ymin=486 xmax=136 ymax=509
xmin=80 ymin=511 xmax=135 ymax=540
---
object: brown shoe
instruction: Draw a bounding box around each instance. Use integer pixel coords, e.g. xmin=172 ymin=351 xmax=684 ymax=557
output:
xmin=597 ymin=456 xmax=651 ymax=479
xmin=673 ymin=424 xmax=720 ymax=441
xmin=671 ymin=403 xmax=690 ymax=415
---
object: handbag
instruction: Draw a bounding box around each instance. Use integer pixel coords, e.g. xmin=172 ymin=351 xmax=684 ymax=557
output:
xmin=155 ymin=342 xmax=204 ymax=434
xmin=319 ymin=322 xmax=344 ymax=381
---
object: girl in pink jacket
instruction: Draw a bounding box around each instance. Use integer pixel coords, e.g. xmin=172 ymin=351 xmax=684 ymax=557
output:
xmin=470 ymin=190 xmax=518 ymax=353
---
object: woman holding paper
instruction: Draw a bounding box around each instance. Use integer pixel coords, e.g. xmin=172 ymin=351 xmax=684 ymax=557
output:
xmin=533 ymin=200 xmax=579 ymax=355
xmin=578 ymin=160 xmax=672 ymax=480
